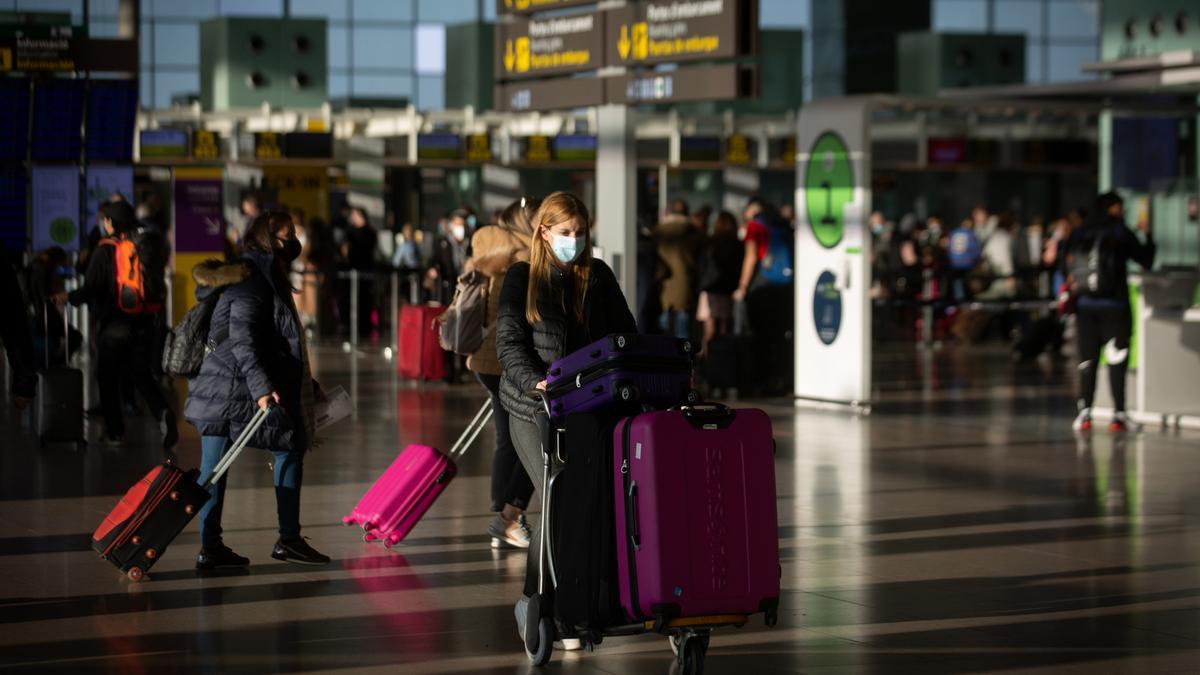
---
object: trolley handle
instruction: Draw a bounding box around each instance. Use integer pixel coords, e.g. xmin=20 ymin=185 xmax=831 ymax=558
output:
xmin=525 ymin=388 xmax=552 ymax=418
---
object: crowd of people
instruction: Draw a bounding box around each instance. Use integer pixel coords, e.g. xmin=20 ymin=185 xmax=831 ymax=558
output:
xmin=0 ymin=186 xmax=1156 ymax=581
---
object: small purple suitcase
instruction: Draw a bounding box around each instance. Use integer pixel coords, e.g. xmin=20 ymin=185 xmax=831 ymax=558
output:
xmin=544 ymin=333 xmax=697 ymax=420
xmin=612 ymin=405 xmax=781 ymax=626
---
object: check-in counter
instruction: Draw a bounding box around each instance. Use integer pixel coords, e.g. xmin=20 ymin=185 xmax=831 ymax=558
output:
xmin=1094 ymin=269 xmax=1200 ymax=429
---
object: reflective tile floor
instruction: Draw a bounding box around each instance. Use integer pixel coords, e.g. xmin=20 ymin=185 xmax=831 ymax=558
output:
xmin=1 ymin=344 xmax=1198 ymax=674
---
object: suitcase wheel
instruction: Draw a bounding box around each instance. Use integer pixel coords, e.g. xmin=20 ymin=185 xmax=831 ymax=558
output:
xmin=617 ymin=384 xmax=639 ymax=402
xmin=126 ymin=566 xmax=145 ymax=582
xmin=685 ymin=389 xmax=701 ymax=404
xmin=525 ymin=616 xmax=555 ymax=666
xmin=671 ymin=630 xmax=709 ymax=674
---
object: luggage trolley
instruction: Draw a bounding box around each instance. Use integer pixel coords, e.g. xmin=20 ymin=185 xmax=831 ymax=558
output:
xmin=523 ymin=390 xmax=776 ymax=674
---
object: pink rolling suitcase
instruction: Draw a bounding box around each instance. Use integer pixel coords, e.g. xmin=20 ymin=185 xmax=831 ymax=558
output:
xmin=344 ymin=401 xmax=492 ymax=547
xmin=612 ymin=404 xmax=780 ymax=626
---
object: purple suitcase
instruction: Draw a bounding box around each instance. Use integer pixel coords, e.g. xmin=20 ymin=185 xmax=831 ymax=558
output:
xmin=612 ymin=405 xmax=780 ymax=626
xmin=544 ymin=333 xmax=697 ymax=420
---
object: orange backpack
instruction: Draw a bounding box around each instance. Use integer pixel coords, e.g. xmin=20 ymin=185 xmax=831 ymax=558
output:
xmin=99 ymin=238 xmax=162 ymax=315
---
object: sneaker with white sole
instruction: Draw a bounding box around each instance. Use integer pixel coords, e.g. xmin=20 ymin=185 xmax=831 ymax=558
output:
xmin=489 ymin=513 xmax=532 ymax=549
xmin=1072 ymin=408 xmax=1093 ymax=432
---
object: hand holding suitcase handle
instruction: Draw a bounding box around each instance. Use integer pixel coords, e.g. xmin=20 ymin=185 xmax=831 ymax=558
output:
xmin=202 ymin=403 xmax=273 ymax=490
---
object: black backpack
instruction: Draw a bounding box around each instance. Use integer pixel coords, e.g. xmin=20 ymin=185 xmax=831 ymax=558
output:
xmin=161 ymin=290 xmax=227 ymax=378
xmin=130 ymin=226 xmax=169 ymax=307
xmin=1066 ymin=226 xmax=1121 ymax=299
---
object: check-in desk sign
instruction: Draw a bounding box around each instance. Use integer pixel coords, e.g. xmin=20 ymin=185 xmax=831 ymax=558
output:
xmin=495 ymin=0 xmax=758 ymax=112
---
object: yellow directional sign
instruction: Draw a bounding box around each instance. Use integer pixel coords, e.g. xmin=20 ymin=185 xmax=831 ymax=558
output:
xmin=726 ymin=134 xmax=753 ymax=165
xmin=516 ymin=36 xmax=530 ymax=73
xmin=466 ymin=134 xmax=492 ymax=162
xmin=495 ymin=12 xmax=603 ymax=81
xmin=192 ymin=129 xmax=220 ymax=160
xmin=605 ymin=1 xmax=751 ymax=67
xmin=632 ymin=22 xmax=648 ymax=60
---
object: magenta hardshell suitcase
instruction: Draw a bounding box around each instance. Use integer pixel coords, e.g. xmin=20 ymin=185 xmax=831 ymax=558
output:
xmin=612 ymin=405 xmax=780 ymax=625
xmin=344 ymin=402 xmax=491 ymax=547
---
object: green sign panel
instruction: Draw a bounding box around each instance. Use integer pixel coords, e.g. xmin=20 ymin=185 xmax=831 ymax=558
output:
xmin=804 ymin=132 xmax=853 ymax=249
xmin=49 ymin=216 xmax=76 ymax=245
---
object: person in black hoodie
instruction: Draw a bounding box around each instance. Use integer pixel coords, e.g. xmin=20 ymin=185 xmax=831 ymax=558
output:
xmin=1 ymin=246 xmax=36 ymax=408
xmin=60 ymin=201 xmax=177 ymax=448
xmin=1064 ymin=192 xmax=1155 ymax=433
xmin=184 ymin=211 xmax=330 ymax=569
xmin=495 ymin=191 xmax=636 ymax=646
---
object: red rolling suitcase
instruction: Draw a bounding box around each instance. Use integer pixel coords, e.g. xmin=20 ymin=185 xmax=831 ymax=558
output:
xmin=397 ymin=304 xmax=446 ymax=381
xmin=612 ymin=404 xmax=780 ymax=626
xmin=344 ymin=401 xmax=492 ymax=547
xmin=92 ymin=406 xmax=271 ymax=581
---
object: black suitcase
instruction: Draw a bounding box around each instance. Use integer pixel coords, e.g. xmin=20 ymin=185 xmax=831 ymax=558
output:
xmin=35 ymin=308 xmax=84 ymax=448
xmin=1013 ymin=315 xmax=1061 ymax=362
xmin=35 ymin=366 xmax=85 ymax=448
xmin=547 ymin=413 xmax=623 ymax=636
xmin=705 ymin=334 xmax=754 ymax=393
xmin=91 ymin=406 xmax=270 ymax=581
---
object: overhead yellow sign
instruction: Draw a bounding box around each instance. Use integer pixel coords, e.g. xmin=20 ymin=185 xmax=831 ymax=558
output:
xmin=496 ymin=12 xmax=603 ymax=80
xmin=466 ymin=134 xmax=492 ymax=162
xmin=606 ymin=1 xmax=745 ymax=66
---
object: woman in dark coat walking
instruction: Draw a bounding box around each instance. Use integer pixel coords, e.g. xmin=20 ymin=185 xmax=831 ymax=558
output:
xmin=183 ymin=211 xmax=330 ymax=569
xmin=495 ymin=191 xmax=637 ymax=645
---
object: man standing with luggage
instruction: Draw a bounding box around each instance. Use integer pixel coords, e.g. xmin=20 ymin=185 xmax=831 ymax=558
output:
xmin=59 ymin=201 xmax=178 ymax=448
xmin=1066 ymin=192 xmax=1155 ymax=433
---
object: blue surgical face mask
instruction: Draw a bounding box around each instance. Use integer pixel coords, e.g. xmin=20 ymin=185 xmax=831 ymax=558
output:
xmin=550 ymin=233 xmax=584 ymax=264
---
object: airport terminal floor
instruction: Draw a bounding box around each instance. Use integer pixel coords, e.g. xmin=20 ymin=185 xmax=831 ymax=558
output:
xmin=1 ymin=344 xmax=1198 ymax=674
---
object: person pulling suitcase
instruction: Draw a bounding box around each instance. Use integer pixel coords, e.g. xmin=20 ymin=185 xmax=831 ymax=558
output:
xmin=183 ymin=211 xmax=330 ymax=569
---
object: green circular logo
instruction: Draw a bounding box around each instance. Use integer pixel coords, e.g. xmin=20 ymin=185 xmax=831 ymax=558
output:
xmin=804 ymin=132 xmax=854 ymax=249
xmin=49 ymin=217 xmax=77 ymax=246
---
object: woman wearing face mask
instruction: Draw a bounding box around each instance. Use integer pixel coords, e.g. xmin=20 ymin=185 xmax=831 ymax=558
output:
xmin=495 ymin=191 xmax=637 ymax=642
xmin=184 ymin=211 xmax=330 ymax=570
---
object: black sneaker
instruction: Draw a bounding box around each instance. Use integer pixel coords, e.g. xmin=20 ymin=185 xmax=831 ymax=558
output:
xmin=196 ymin=544 xmax=250 ymax=570
xmin=159 ymin=410 xmax=178 ymax=450
xmin=271 ymin=537 xmax=331 ymax=566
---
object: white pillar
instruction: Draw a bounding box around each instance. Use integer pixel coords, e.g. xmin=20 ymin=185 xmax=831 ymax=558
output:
xmin=595 ymin=104 xmax=637 ymax=311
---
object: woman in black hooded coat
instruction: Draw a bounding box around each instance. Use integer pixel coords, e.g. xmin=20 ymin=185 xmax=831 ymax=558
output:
xmin=183 ymin=211 xmax=330 ymax=570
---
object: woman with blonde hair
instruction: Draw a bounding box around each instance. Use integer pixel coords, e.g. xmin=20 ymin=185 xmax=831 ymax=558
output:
xmin=466 ymin=197 xmax=540 ymax=549
xmin=495 ymin=191 xmax=637 ymax=642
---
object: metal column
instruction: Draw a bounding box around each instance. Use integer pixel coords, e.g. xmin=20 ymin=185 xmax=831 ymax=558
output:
xmin=595 ymin=104 xmax=637 ymax=311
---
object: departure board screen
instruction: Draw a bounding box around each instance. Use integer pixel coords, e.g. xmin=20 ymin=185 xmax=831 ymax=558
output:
xmin=86 ymin=80 xmax=138 ymax=161
xmin=31 ymin=80 xmax=85 ymax=161
xmin=0 ymin=167 xmax=26 ymax=253
xmin=0 ymin=79 xmax=30 ymax=162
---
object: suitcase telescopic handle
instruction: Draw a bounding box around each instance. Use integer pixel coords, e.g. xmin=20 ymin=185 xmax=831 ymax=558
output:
xmin=202 ymin=404 xmax=272 ymax=489
xmin=448 ymin=400 xmax=493 ymax=460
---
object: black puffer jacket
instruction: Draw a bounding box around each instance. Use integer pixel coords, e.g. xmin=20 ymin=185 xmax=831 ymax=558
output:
xmin=183 ymin=251 xmax=312 ymax=451
xmin=496 ymin=259 xmax=637 ymax=423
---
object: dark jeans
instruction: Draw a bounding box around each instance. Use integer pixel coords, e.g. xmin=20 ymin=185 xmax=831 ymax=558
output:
xmin=1076 ymin=302 xmax=1132 ymax=412
xmin=197 ymin=434 xmax=304 ymax=547
xmin=476 ymin=372 xmax=534 ymax=513
xmin=97 ymin=317 xmax=171 ymax=437
xmin=746 ymin=282 xmax=795 ymax=396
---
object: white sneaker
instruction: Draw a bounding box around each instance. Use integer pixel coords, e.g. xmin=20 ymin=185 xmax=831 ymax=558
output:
xmin=1072 ymin=408 xmax=1093 ymax=432
xmin=556 ymin=638 xmax=582 ymax=651
xmin=514 ymin=595 xmax=529 ymax=643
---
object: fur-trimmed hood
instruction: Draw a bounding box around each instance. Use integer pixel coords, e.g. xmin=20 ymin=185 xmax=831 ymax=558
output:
xmin=192 ymin=259 xmax=255 ymax=289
